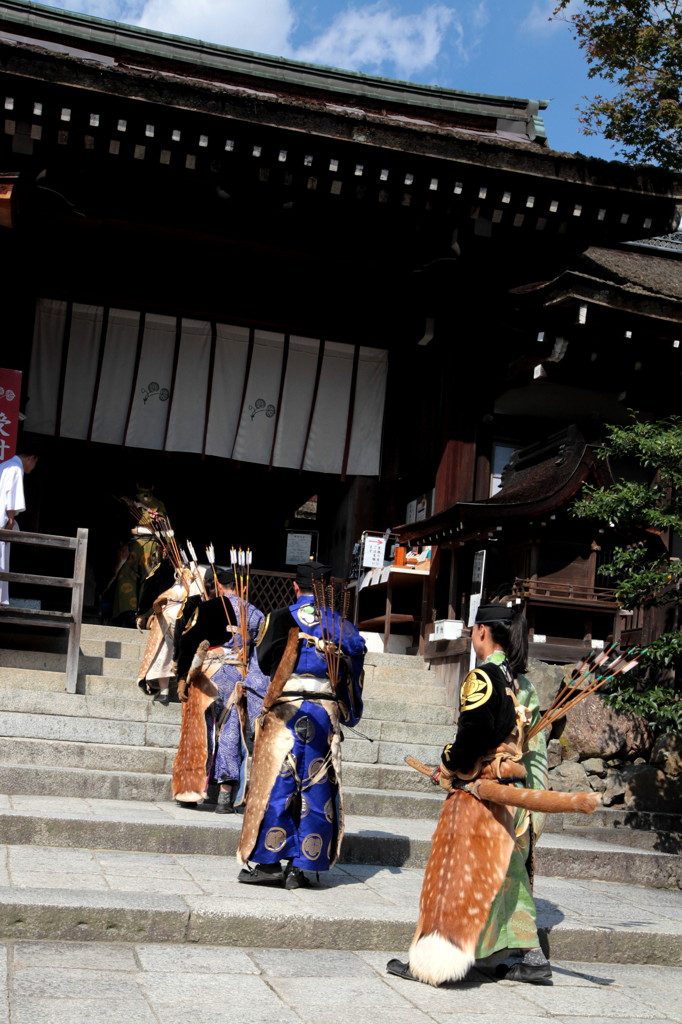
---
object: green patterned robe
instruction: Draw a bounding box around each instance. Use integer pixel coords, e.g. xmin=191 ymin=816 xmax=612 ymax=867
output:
xmin=112 ymin=492 xmax=167 ymax=622
xmin=476 ymin=659 xmax=548 ymax=957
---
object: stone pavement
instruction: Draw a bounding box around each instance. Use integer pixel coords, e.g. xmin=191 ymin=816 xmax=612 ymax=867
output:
xmin=0 ymin=940 xmax=681 ymax=1024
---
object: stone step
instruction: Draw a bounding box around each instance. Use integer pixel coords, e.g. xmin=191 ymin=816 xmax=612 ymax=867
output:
xmin=343 ymin=760 xmax=441 ymax=792
xmin=360 ymin=681 xmax=452 ymax=705
xmin=0 ymin=631 xmax=146 ymax=661
xmin=0 ymin=666 xmax=451 ymax=710
xmin=365 ymin=665 xmax=442 ymax=687
xmin=0 ymin=735 xmax=434 ymax=788
xmin=1 ymin=796 xmax=679 ymax=887
xmin=0 ymin=648 xmax=142 ymax=678
xmin=0 ymin=736 xmax=177 ymax=775
xmin=341 ymin=737 xmax=444 ymax=766
xmin=545 ymin=807 xmax=682 ymax=838
xmin=362 ymin=697 xmax=454 ymax=725
xmin=0 ymin=761 xmax=445 ymax=817
xmin=0 ymin=688 xmax=178 ymax=725
xmin=0 ymin=737 xmax=436 ymax=792
xmin=0 ymin=705 xmax=447 ymax=766
xmin=363 ymin=650 xmax=431 ymax=669
xmin=562 ymin=825 xmax=682 ymax=855
xmin=0 ymin=847 xmax=679 ymax=964
xmin=0 ymin=689 xmax=454 ymax=737
xmin=0 ymin=764 xmax=173 ymax=803
xmin=0 ymin=711 xmax=178 ymax=750
xmin=0 ymin=649 xmax=444 ymax=694
xmin=1 ymin=755 xmax=678 ymax=843
xmin=80 ymin=624 xmax=149 ymax=643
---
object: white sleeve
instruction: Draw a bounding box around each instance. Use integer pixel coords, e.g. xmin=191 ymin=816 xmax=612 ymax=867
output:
xmin=0 ymin=464 xmax=25 ymax=526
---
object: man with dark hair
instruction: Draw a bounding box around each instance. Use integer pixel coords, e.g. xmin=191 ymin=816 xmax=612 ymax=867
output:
xmin=236 ymin=561 xmax=365 ymax=889
xmin=0 ymin=449 xmax=38 ymax=605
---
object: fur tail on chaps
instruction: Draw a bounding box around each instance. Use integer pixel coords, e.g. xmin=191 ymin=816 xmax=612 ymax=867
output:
xmin=172 ymin=641 xmax=218 ymax=802
xmin=468 ymin=779 xmax=602 ymax=815
xmin=408 ymin=790 xmax=515 ymax=986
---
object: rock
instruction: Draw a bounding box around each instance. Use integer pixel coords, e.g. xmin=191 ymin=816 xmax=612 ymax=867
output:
xmin=547 ymin=739 xmax=562 ymax=770
xmin=602 ymin=764 xmax=649 ymax=807
xmin=650 ymin=733 xmax=682 ymax=777
xmin=556 ymin=734 xmax=580 ymax=760
xmin=561 ymin=693 xmax=654 ymax=761
xmin=549 ymin=760 xmax=589 ymax=793
xmin=524 ymin=658 xmax=568 ymax=712
xmin=589 ymin=776 xmax=607 ymax=793
xmin=602 ymin=768 xmax=625 ymax=807
xmin=581 ymin=757 xmax=606 ymax=777
xmin=625 ymin=765 xmax=682 ymax=813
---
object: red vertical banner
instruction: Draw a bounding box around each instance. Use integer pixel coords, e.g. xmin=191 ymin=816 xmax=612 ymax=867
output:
xmin=0 ymin=369 xmax=22 ymax=463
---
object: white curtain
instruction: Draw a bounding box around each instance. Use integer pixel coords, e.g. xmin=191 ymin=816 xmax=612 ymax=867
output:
xmin=164 ymin=318 xmax=212 ymax=454
xmin=27 ymin=298 xmax=387 ymax=476
xmin=231 ymin=330 xmax=286 ymax=465
xmin=204 ymin=323 xmax=250 ymax=460
xmin=90 ymin=307 xmax=141 ymax=445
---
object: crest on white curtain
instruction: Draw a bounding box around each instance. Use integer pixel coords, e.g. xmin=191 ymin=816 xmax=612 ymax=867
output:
xmin=26 ymin=299 xmax=387 ymax=475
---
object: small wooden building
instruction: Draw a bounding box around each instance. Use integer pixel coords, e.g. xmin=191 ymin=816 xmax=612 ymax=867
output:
xmin=1 ymin=0 xmax=681 ymax=626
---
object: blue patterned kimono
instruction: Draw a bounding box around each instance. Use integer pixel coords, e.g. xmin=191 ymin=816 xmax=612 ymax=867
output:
xmin=240 ymin=594 xmax=365 ymax=872
xmin=210 ymin=596 xmax=269 ymax=803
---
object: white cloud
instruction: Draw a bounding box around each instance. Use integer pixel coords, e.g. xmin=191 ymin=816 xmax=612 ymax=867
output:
xmin=520 ymin=0 xmax=568 ymax=35
xmin=47 ymin=0 xmax=145 ymax=20
xmin=291 ymin=3 xmax=457 ymax=77
xmin=136 ymin=0 xmax=295 ymax=55
xmin=61 ymin=0 xmax=470 ymax=79
xmin=470 ymin=0 xmax=489 ymax=32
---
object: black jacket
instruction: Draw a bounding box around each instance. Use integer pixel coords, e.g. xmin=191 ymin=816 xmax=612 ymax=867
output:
xmin=175 ymin=596 xmax=238 ymax=680
xmin=441 ymin=659 xmax=517 ymax=775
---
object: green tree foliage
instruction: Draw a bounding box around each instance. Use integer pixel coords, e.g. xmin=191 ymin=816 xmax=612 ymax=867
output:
xmin=553 ymin=1 xmax=682 ymax=169
xmin=572 ymin=416 xmax=682 ymax=733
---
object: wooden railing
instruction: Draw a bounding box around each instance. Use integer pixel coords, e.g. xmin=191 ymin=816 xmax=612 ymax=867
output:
xmin=0 ymin=527 xmax=88 ymax=693
xmin=250 ymin=569 xmax=295 ymax=615
xmin=513 ymin=576 xmax=618 ymax=605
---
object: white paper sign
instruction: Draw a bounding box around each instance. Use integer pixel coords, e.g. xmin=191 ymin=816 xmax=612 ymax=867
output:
xmin=286 ymin=532 xmax=314 ymax=565
xmin=363 ymin=536 xmax=386 ymax=568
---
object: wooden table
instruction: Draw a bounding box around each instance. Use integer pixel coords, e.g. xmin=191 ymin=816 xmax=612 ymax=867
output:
xmin=351 ymin=565 xmax=431 ymax=653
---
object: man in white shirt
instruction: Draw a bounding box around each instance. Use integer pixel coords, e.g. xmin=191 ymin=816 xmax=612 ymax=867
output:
xmin=0 ymin=451 xmax=38 ymax=605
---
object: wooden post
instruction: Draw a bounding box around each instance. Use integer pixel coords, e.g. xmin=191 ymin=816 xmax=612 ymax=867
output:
xmin=65 ymin=528 xmax=88 ymax=694
xmin=383 ymin=578 xmax=393 ymax=653
xmin=447 ymin=545 xmax=458 ymax=618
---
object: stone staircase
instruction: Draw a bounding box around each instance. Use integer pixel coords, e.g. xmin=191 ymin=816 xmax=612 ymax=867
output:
xmin=0 ymin=624 xmax=679 ymax=963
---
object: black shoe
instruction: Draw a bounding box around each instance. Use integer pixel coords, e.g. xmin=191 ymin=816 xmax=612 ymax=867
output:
xmin=215 ymin=791 xmax=235 ymax=814
xmin=153 ymin=692 xmax=170 ymax=706
xmin=496 ymin=961 xmax=553 ymax=984
xmin=284 ymin=865 xmax=311 ymax=890
xmin=237 ymin=863 xmax=284 ymax=885
xmin=386 ymin=959 xmax=422 ymax=983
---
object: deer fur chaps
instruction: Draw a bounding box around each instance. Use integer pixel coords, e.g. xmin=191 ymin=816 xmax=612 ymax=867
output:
xmin=409 ymin=789 xmax=516 ymax=986
xmin=237 ymin=627 xmax=309 ymax=866
xmin=172 ymin=641 xmax=219 ymax=802
xmin=408 ymin=750 xmax=601 ymax=986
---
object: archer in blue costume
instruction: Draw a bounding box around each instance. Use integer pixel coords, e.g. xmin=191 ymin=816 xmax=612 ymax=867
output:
xmin=236 ymin=562 xmax=365 ymax=889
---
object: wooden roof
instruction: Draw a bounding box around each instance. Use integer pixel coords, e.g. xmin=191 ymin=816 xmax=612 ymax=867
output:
xmin=1 ymin=0 xmax=681 ymax=250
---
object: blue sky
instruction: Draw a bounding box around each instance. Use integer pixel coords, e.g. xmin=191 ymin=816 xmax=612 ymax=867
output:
xmin=40 ymin=0 xmax=618 ymax=160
